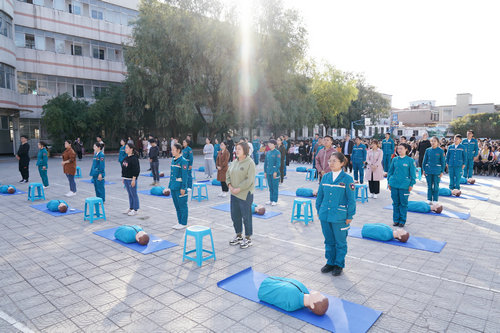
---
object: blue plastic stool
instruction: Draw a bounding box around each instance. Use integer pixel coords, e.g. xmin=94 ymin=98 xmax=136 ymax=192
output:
xmin=28 ymin=183 xmax=45 ymax=202
xmin=306 ymin=168 xmax=317 ymax=181
xmin=355 ymin=184 xmax=369 ymax=203
xmin=84 ymin=197 xmax=106 ymax=223
xmin=291 ymin=198 xmax=314 ymax=225
xmin=182 ymin=225 xmax=216 ymax=267
xmin=191 ymin=183 xmax=209 ymax=202
xmin=255 ymin=173 xmax=268 ymax=190
xmin=75 ymin=166 xmax=82 ymax=178
xmin=416 ymin=167 xmax=422 ymax=181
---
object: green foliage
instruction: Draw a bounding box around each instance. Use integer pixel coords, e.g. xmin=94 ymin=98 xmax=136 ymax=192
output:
xmin=450 ymin=113 xmax=500 ymax=138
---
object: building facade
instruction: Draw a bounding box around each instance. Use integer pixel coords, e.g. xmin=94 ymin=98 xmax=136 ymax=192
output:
xmin=0 ymin=0 xmax=138 ymax=155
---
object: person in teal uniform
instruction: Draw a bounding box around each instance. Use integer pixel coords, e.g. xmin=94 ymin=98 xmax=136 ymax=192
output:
xmin=90 ymin=142 xmax=106 ymax=202
xmin=46 ymin=199 xmax=68 ymax=213
xmin=114 ymin=225 xmax=150 ymax=245
xmin=118 ymin=139 xmax=127 ymax=164
xmin=462 ymin=130 xmax=479 ymax=180
xmin=446 ymin=134 xmax=466 ymax=190
xmin=252 ymin=135 xmax=260 ymax=165
xmin=438 ymin=188 xmax=461 ymax=197
xmin=388 ymin=143 xmax=416 ymax=227
xmin=213 ymin=138 xmax=220 ymax=164
xmin=351 ymin=137 xmax=367 ymax=184
xmin=182 ymin=139 xmax=193 ymax=189
xmin=296 ymin=188 xmax=317 ymax=197
xmin=361 ymin=223 xmax=410 ymax=242
xmin=422 ymin=136 xmax=446 ymax=203
xmin=316 ymin=152 xmax=356 ymax=276
xmin=258 ymin=276 xmax=329 ymax=315
xmin=36 ymin=141 xmax=49 ymax=188
xmin=264 ymin=139 xmax=281 ymax=206
xmin=408 ymin=201 xmax=443 ymax=214
xmin=381 ymin=132 xmax=395 ymax=173
xmin=169 ymin=143 xmax=189 ymax=230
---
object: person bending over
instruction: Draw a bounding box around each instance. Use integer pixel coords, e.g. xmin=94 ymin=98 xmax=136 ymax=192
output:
xmin=46 ymin=200 xmax=68 ymax=213
xmin=258 ymin=276 xmax=329 ymax=315
xmin=361 ymin=223 xmax=410 ymax=242
xmin=114 ymin=225 xmax=150 ymax=245
xmin=407 ymin=201 xmax=443 ymax=214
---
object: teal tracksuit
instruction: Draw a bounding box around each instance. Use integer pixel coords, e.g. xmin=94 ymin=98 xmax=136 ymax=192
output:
xmin=46 ymin=199 xmax=68 ymax=212
xmin=118 ymin=145 xmax=127 ymax=164
xmin=36 ymin=147 xmax=49 ymax=187
xmin=446 ymin=144 xmax=466 ymax=190
xmin=182 ymin=146 xmax=193 ymax=188
xmin=265 ymin=149 xmax=281 ymax=202
xmin=408 ymin=201 xmax=431 ymax=213
xmin=381 ymin=138 xmax=395 ymax=172
xmin=388 ymin=156 xmax=416 ymax=225
xmin=258 ymin=277 xmax=309 ymax=312
xmin=438 ymin=188 xmax=452 ymax=196
xmin=316 ymin=171 xmax=356 ymax=268
xmin=422 ymin=147 xmax=445 ymax=201
xmin=462 ymin=138 xmax=478 ymax=179
xmin=90 ymin=151 xmax=106 ymax=202
xmin=351 ymin=144 xmax=367 ymax=183
xmin=213 ymin=143 xmax=220 ymax=164
xmin=114 ymin=225 xmax=144 ymax=243
xmin=252 ymin=139 xmax=260 ymax=165
xmin=361 ymin=223 xmax=393 ymax=241
xmin=169 ymin=155 xmax=189 ymax=226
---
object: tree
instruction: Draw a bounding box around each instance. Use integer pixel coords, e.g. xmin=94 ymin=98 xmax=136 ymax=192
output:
xmin=450 ymin=113 xmax=500 ymax=138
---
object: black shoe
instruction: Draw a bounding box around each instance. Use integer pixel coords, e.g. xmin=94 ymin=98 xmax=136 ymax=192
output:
xmin=393 ymin=222 xmax=399 ymax=226
xmin=321 ymin=264 xmax=335 ymax=273
xmin=19 ymin=179 xmax=24 ymax=183
xmin=398 ymin=223 xmax=405 ymax=227
xmin=332 ymin=265 xmax=343 ymax=276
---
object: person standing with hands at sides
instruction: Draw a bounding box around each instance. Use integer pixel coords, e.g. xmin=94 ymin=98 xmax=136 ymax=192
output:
xmin=73 ymin=138 xmax=83 ymax=160
xmin=149 ymin=139 xmax=160 ymax=186
xmin=227 ymin=142 xmax=256 ymax=248
xmin=118 ymin=139 xmax=127 ymax=165
xmin=422 ymin=136 xmax=445 ymax=203
xmin=96 ymin=136 xmax=105 ymax=152
xmin=417 ymin=133 xmax=431 ymax=168
xmin=122 ymin=143 xmax=140 ymax=216
xmin=226 ymin=135 xmax=235 ymax=162
xmin=161 ymin=138 xmax=168 ymax=158
xmin=381 ymin=133 xmax=395 ymax=173
xmin=213 ymin=138 xmax=220 ymax=164
xmin=169 ymin=143 xmax=189 ymax=229
xmin=90 ymin=142 xmax=106 ymax=202
xmin=182 ymin=139 xmax=194 ymax=190
xmin=446 ymin=134 xmax=467 ymax=191
xmin=365 ymin=140 xmax=383 ymax=198
xmin=312 ymin=137 xmax=324 ymax=170
xmin=216 ymin=141 xmax=230 ymax=197
xmin=62 ymin=140 xmax=77 ymax=197
xmin=252 ymin=135 xmax=260 ymax=165
xmin=316 ymin=152 xmax=356 ymax=276
xmin=16 ymin=135 xmax=30 ymax=183
xmin=462 ymin=130 xmax=479 ymax=180
xmin=315 ymin=135 xmax=336 ymax=181
xmin=36 ymin=141 xmax=49 ymax=188
xmin=342 ymin=134 xmax=354 ymax=173
xmin=203 ymin=138 xmax=215 ymax=178
xmin=388 ymin=143 xmax=416 ymax=227
xmin=277 ymin=137 xmax=287 ymax=183
xmin=264 ymin=139 xmax=281 ymax=206
xmin=351 ymin=137 xmax=367 ymax=184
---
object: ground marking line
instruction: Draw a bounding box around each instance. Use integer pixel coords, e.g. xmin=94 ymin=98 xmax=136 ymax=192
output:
xmin=0 ymin=310 xmax=35 ymax=333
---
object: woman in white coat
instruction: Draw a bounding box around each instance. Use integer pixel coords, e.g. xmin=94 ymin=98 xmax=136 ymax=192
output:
xmin=365 ymin=139 xmax=384 ymax=198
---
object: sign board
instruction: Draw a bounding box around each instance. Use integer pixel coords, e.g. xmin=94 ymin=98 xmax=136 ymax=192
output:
xmin=364 ymin=118 xmax=371 ymax=126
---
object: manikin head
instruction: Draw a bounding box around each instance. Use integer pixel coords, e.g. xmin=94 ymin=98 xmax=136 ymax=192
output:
xmin=393 ymin=228 xmax=410 ymax=243
xmin=162 ymin=188 xmax=171 ymax=196
xmin=159 ymin=172 xmax=165 ymax=178
xmin=254 ymin=205 xmax=266 ymax=215
xmin=430 ymin=203 xmax=443 ymax=214
xmin=452 ymin=189 xmax=462 ymax=197
xmin=7 ymin=186 xmax=15 ymax=194
xmin=305 ymin=291 xmax=329 ymax=316
xmin=467 ymin=178 xmax=476 ymax=184
xmin=58 ymin=203 xmax=68 ymax=213
xmin=313 ymin=190 xmax=318 ymax=197
xmin=136 ymin=231 xmax=150 ymax=245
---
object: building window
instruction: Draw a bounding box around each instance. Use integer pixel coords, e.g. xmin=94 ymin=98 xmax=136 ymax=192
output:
xmin=73 ymin=85 xmax=84 ymax=98
xmin=397 ymin=130 xmax=403 ymax=136
xmin=470 ymin=107 xmax=478 ymax=114
xmin=69 ymin=1 xmax=82 ymax=15
xmin=55 ymin=39 xmax=65 ymax=53
xmin=35 ymin=35 xmax=45 ymax=50
xmin=92 ymin=47 xmax=105 ymax=60
xmin=91 ymin=9 xmax=104 ymax=20
xmin=0 ymin=11 xmax=13 ymax=39
xmin=0 ymin=63 xmax=15 ymax=90
xmin=71 ymin=44 xmax=82 ymax=56
xmin=53 ymin=0 xmax=65 ymax=11
xmin=25 ymin=34 xmax=35 ymax=49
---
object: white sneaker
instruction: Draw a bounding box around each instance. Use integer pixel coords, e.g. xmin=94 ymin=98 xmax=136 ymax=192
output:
xmin=221 ymin=192 xmax=227 ymax=197
xmin=44 ymin=186 xmax=49 ymax=189
xmin=172 ymin=224 xmax=186 ymax=230
xmin=218 ymin=192 xmax=223 ymax=197
xmin=265 ymin=201 xmax=271 ymax=205
xmin=271 ymin=202 xmax=277 ymax=206
xmin=187 ymin=188 xmax=192 ymax=192
xmin=373 ymin=194 xmax=378 ymax=199
xmin=123 ymin=209 xmax=132 ymax=214
xmin=65 ymin=191 xmax=74 ymax=197
xmin=368 ymin=193 xmax=373 ymax=198
xmin=128 ymin=210 xmax=136 ymax=216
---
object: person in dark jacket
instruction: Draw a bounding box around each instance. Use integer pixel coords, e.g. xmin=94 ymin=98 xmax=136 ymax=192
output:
xmin=417 ymin=133 xmax=431 ymax=168
xmin=149 ymin=139 xmax=160 ymax=186
xmin=341 ymin=134 xmax=354 ymax=173
xmin=226 ymin=135 xmax=235 ymax=162
xmin=277 ymin=137 xmax=287 ymax=183
xmin=73 ymin=138 xmax=83 ymax=160
xmin=122 ymin=143 xmax=140 ymax=216
xmin=16 ymin=135 xmax=30 ymax=183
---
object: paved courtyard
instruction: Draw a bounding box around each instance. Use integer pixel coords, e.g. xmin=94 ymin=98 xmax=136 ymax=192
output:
xmin=0 ymin=153 xmax=499 ymax=332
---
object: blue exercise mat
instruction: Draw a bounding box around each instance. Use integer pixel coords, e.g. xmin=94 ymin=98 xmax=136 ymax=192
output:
xmin=210 ymin=203 xmax=282 ymax=219
xmin=383 ymin=205 xmax=470 ymax=220
xmin=139 ymin=173 xmax=168 ymax=178
xmin=93 ymin=227 xmax=177 ymax=254
xmin=80 ymin=179 xmax=116 ymax=185
xmin=0 ymin=190 xmax=27 ymax=196
xmin=279 ymin=190 xmax=316 ymax=199
xmin=415 ymin=191 xmax=488 ymax=201
xmin=30 ymin=203 xmax=83 ymax=217
xmin=138 ymin=190 xmax=171 ymax=198
xmin=194 ymin=179 xmax=211 ymax=183
xmin=348 ymin=226 xmax=446 ymax=253
xmin=217 ymin=267 xmax=382 ymax=333
xmin=440 ymin=178 xmax=493 ymax=187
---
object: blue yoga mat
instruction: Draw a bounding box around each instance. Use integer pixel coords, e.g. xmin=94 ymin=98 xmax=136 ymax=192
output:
xmin=139 ymin=173 xmax=168 ymax=178
xmin=194 ymin=179 xmax=211 ymax=183
xmin=415 ymin=191 xmax=488 ymax=201
xmin=30 ymin=203 xmax=83 ymax=217
xmin=138 ymin=190 xmax=171 ymax=198
xmin=0 ymin=190 xmax=27 ymax=196
xmin=93 ymin=227 xmax=177 ymax=254
xmin=440 ymin=178 xmax=493 ymax=187
xmin=80 ymin=179 xmax=116 ymax=185
xmin=279 ymin=190 xmax=316 ymax=199
xmin=383 ymin=205 xmax=470 ymax=220
xmin=218 ymin=267 xmax=382 ymax=333
xmin=210 ymin=203 xmax=282 ymax=219
xmin=348 ymin=226 xmax=446 ymax=253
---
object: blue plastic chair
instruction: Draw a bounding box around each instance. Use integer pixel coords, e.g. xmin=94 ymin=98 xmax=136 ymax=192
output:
xmin=28 ymin=183 xmax=45 ymax=202
xmin=416 ymin=167 xmax=422 ymax=181
xmin=355 ymin=184 xmax=369 ymax=203
xmin=182 ymin=225 xmax=216 ymax=267
xmin=84 ymin=197 xmax=106 ymax=223
xmin=255 ymin=173 xmax=268 ymax=190
xmin=191 ymin=183 xmax=209 ymax=202
xmin=291 ymin=198 xmax=314 ymax=225
xmin=305 ymin=168 xmax=317 ymax=181
xmin=75 ymin=166 xmax=82 ymax=178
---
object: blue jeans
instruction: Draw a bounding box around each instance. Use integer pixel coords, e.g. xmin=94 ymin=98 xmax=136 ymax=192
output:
xmin=230 ymin=192 xmax=253 ymax=236
xmin=124 ymin=179 xmax=139 ymax=210
xmin=66 ymin=174 xmax=77 ymax=193
xmin=150 ymin=161 xmax=160 ymax=182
